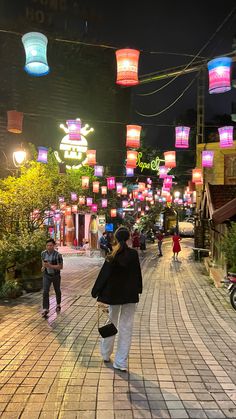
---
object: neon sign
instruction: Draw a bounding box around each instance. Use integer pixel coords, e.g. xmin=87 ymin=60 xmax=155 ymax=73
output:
xmin=136 ymin=152 xmax=165 ymax=172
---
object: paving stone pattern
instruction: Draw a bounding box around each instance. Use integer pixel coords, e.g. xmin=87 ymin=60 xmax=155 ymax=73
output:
xmin=0 ymin=239 xmax=236 ymax=418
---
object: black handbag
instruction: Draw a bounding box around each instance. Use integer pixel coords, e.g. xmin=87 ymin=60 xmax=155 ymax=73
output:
xmin=97 ymin=305 xmax=118 ymax=338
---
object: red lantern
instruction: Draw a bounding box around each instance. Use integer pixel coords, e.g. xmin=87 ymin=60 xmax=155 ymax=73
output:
xmin=107 ymin=177 xmax=115 ymax=190
xmin=115 ymin=49 xmax=140 ymax=86
xmin=192 ymin=168 xmax=203 ymax=184
xmin=7 ymin=110 xmax=23 ymax=133
xmin=101 ymin=186 xmax=107 ymax=195
xmin=126 ymin=150 xmax=137 ymax=168
xmin=164 ymin=151 xmax=176 ymax=168
xmin=82 ymin=176 xmax=89 ymax=189
xmin=93 ymin=181 xmax=99 ymax=193
xmin=86 ymin=150 xmax=96 ymax=166
xmin=138 ymin=182 xmax=145 ymax=192
xmin=111 ymin=209 xmax=117 ymax=218
xmin=126 ymin=125 xmax=141 ymax=148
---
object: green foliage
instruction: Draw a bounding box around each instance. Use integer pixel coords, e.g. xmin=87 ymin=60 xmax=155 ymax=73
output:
xmin=0 ymin=281 xmax=22 ymax=299
xmin=138 ymin=204 xmax=162 ymax=232
xmin=222 ymin=223 xmax=236 ymax=272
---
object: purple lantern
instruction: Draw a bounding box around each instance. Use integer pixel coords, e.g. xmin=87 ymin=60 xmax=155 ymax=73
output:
xmin=37 ymin=146 xmax=48 ymax=163
xmin=159 ymin=166 xmax=168 ymax=179
xmin=175 ymin=126 xmax=190 ymax=148
xmin=86 ymin=197 xmax=93 ymax=206
xmin=207 ymin=57 xmax=232 ymax=94
xmin=116 ymin=183 xmax=123 ymax=194
xmin=107 ymin=177 xmax=115 ymax=190
xmin=71 ymin=192 xmax=77 ymax=201
xmin=218 ymin=126 xmax=234 ymax=148
xmin=101 ymin=199 xmax=107 ymax=208
xmin=126 ymin=167 xmax=134 ymax=177
xmin=202 ymin=150 xmax=214 ymax=168
xmin=66 ymin=119 xmax=81 ymax=140
xmin=91 ymin=204 xmax=98 ymax=212
xmin=94 ymin=165 xmax=104 ymax=177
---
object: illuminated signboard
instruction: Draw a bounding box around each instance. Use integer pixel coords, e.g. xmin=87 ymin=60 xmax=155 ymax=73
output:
xmin=136 ymin=152 xmax=165 ymax=172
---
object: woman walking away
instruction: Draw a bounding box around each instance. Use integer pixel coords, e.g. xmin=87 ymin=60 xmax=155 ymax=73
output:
xmin=132 ymin=228 xmax=140 ymax=250
xmin=172 ymin=231 xmax=182 ymax=261
xmin=91 ymin=226 xmax=143 ymax=372
xmin=139 ymin=230 xmax=146 ymax=256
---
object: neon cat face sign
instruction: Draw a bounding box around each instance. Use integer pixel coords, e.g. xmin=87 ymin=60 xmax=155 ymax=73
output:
xmin=54 ymin=118 xmax=94 ymax=170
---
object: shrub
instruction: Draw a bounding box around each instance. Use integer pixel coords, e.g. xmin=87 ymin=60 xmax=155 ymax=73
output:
xmin=222 ymin=223 xmax=236 ymax=273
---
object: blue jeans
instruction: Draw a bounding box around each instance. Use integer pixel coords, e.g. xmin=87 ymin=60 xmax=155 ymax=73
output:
xmin=43 ymin=273 xmax=61 ymax=310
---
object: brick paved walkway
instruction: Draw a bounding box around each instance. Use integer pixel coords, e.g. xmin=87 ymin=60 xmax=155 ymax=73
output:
xmin=0 ymin=239 xmax=236 ymax=419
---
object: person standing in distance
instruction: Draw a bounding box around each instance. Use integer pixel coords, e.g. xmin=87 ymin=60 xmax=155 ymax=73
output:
xmin=156 ymin=229 xmax=164 ymax=257
xmin=91 ymin=226 xmax=143 ymax=372
xmin=41 ymin=238 xmax=63 ymax=317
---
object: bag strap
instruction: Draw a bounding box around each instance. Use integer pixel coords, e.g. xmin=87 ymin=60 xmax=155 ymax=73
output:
xmin=97 ymin=303 xmax=109 ymax=329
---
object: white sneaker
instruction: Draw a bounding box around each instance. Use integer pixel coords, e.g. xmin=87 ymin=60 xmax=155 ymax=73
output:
xmin=113 ymin=363 xmax=127 ymax=372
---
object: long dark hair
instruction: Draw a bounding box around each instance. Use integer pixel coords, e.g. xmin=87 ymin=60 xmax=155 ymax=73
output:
xmin=106 ymin=226 xmax=130 ymax=261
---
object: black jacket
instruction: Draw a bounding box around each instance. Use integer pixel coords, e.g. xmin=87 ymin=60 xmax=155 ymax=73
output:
xmin=91 ymin=245 xmax=142 ymax=305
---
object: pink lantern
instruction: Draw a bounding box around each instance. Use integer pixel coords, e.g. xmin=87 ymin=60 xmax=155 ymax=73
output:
xmin=7 ymin=110 xmax=23 ymax=133
xmin=86 ymin=197 xmax=93 ymax=206
xmin=122 ymin=200 xmax=128 ymax=208
xmin=66 ymin=119 xmax=81 ymax=140
xmin=126 ymin=125 xmax=141 ymax=148
xmin=218 ymin=126 xmax=234 ymax=148
xmin=37 ymin=146 xmax=48 ymax=163
xmin=126 ymin=150 xmax=138 ymax=168
xmin=58 ymin=196 xmax=64 ymax=203
xmin=164 ymin=151 xmax=176 ymax=168
xmin=175 ymin=126 xmax=190 ymax=148
xmin=71 ymin=192 xmax=77 ymax=201
xmin=207 ymin=57 xmax=232 ymax=94
xmin=138 ymin=182 xmax=145 ymax=192
xmin=115 ymin=49 xmax=140 ymax=86
xmin=147 ymin=178 xmax=152 ymax=184
xmin=91 ymin=204 xmax=97 ymax=212
xmin=163 ymin=175 xmax=173 ymax=189
xmin=138 ymin=194 xmax=144 ymax=201
xmin=101 ymin=199 xmax=107 ymax=208
xmin=192 ymin=168 xmax=203 ymax=184
xmin=126 ymin=167 xmax=134 ymax=176
xmin=79 ymin=196 xmax=85 ymax=205
xmin=122 ymin=187 xmax=128 ymax=195
xmin=107 ymin=177 xmax=115 ymax=190
xmin=93 ymin=181 xmax=100 ymax=193
xmin=72 ymin=205 xmax=78 ymax=213
xmin=202 ymin=150 xmax=214 ymax=168
xmin=94 ymin=165 xmax=104 ymax=177
xmin=110 ymin=209 xmax=117 ymax=218
xmin=101 ymin=186 xmax=107 ymax=195
xmin=82 ymin=176 xmax=89 ymax=189
xmin=116 ymin=183 xmax=123 ymax=194
xmin=159 ymin=166 xmax=168 ymax=179
xmin=86 ymin=150 xmax=96 ymax=166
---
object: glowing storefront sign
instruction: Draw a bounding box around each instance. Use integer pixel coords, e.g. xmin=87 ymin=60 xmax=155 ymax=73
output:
xmin=136 ymin=152 xmax=165 ymax=172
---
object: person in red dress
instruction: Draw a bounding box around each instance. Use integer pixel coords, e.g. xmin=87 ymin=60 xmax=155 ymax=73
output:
xmin=172 ymin=231 xmax=181 ymax=261
xmin=132 ymin=229 xmax=140 ymax=250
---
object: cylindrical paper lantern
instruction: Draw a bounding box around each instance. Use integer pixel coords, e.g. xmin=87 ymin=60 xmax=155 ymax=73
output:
xmin=91 ymin=204 xmax=97 ymax=212
xmin=164 ymin=151 xmax=176 ymax=168
xmin=138 ymin=182 xmax=145 ymax=192
xmin=175 ymin=126 xmax=190 ymax=148
xmin=94 ymin=165 xmax=104 ymax=177
xmin=101 ymin=199 xmax=107 ymax=208
xmin=207 ymin=57 xmax=232 ymax=94
xmin=126 ymin=125 xmax=141 ymax=148
xmin=126 ymin=167 xmax=134 ymax=176
xmin=86 ymin=150 xmax=96 ymax=166
xmin=116 ymin=183 xmax=123 ymax=194
xmin=72 ymin=205 xmax=78 ymax=213
xmin=192 ymin=168 xmax=203 ymax=184
xmin=202 ymin=150 xmax=214 ymax=168
xmin=111 ymin=209 xmax=117 ymax=218
xmin=122 ymin=200 xmax=128 ymax=208
xmin=86 ymin=197 xmax=93 ymax=206
xmin=107 ymin=177 xmax=115 ymax=190
xmin=122 ymin=187 xmax=127 ymax=195
xmin=115 ymin=49 xmax=140 ymax=86
xmin=22 ymin=32 xmax=49 ymax=76
xmin=7 ymin=110 xmax=23 ymax=133
xmin=79 ymin=196 xmax=85 ymax=205
xmin=71 ymin=192 xmax=77 ymax=201
xmin=93 ymin=181 xmax=100 ymax=193
xmin=159 ymin=166 xmax=168 ymax=179
xmin=37 ymin=146 xmax=48 ymax=163
xmin=126 ymin=150 xmax=138 ymax=168
xmin=218 ymin=126 xmax=234 ymax=148
xmin=147 ymin=178 xmax=152 ymax=184
xmin=66 ymin=119 xmax=81 ymax=140
xmin=101 ymin=186 xmax=107 ymax=195
xmin=163 ymin=175 xmax=172 ymax=189
xmin=82 ymin=176 xmax=89 ymax=189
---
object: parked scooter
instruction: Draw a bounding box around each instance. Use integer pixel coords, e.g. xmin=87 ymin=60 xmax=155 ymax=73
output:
xmin=222 ymin=272 xmax=236 ymax=310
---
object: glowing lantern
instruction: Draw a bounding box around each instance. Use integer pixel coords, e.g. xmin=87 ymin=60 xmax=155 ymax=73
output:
xmin=122 ymin=200 xmax=128 ymax=208
xmin=175 ymin=126 xmax=190 ymax=148
xmin=107 ymin=177 xmax=115 ymax=190
xmin=22 ymin=32 xmax=49 ymax=76
xmin=138 ymin=182 xmax=145 ymax=192
xmin=65 ymin=206 xmax=72 ymax=216
xmin=116 ymin=183 xmax=123 ymax=194
xmin=110 ymin=209 xmax=117 ymax=218
xmin=71 ymin=192 xmax=77 ymax=201
xmin=115 ymin=49 xmax=140 ymax=86
xmin=102 ymin=199 xmax=107 ymax=208
xmin=101 ymin=186 xmax=107 ymax=195
xmin=79 ymin=196 xmax=85 ymax=205
xmin=13 ymin=149 xmax=27 ymax=167
xmin=37 ymin=146 xmax=48 ymax=163
xmin=133 ymin=190 xmax=138 ymax=199
xmin=126 ymin=125 xmax=141 ymax=148
xmin=86 ymin=150 xmax=96 ymax=166
xmin=66 ymin=119 xmax=81 ymax=140
xmin=163 ymin=175 xmax=173 ymax=189
xmin=82 ymin=176 xmax=89 ymax=189
xmin=218 ymin=126 xmax=234 ymax=148
xmin=86 ymin=197 xmax=93 ymax=206
xmin=94 ymin=165 xmax=104 ymax=177
xmin=164 ymin=151 xmax=176 ymax=168
xmin=7 ymin=110 xmax=23 ymax=133
xmin=147 ymin=178 xmax=152 ymax=184
xmin=159 ymin=166 xmax=168 ymax=179
xmin=122 ymin=187 xmax=128 ymax=195
xmin=138 ymin=194 xmax=144 ymax=201
xmin=91 ymin=204 xmax=97 ymax=212
xmin=72 ymin=205 xmax=78 ymax=213
xmin=126 ymin=150 xmax=138 ymax=168
xmin=192 ymin=168 xmax=203 ymax=184
xmin=207 ymin=57 xmax=232 ymax=94
xmin=126 ymin=167 xmax=134 ymax=176
xmin=202 ymin=150 xmax=214 ymax=168
xmin=93 ymin=181 xmax=100 ymax=193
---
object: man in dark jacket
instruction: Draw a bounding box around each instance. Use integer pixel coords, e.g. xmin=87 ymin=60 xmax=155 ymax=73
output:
xmin=91 ymin=226 xmax=142 ymax=372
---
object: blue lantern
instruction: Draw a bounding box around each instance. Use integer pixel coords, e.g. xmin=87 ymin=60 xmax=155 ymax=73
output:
xmin=37 ymin=146 xmax=48 ymax=163
xmin=22 ymin=32 xmax=50 ymax=76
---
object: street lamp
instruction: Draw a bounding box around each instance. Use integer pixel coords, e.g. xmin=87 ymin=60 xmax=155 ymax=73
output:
xmin=13 ymin=148 xmax=27 ymax=167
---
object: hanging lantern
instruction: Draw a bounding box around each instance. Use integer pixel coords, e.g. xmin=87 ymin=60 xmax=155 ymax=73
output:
xmin=115 ymin=49 xmax=140 ymax=86
xmin=94 ymin=165 xmax=104 ymax=177
xmin=86 ymin=197 xmax=93 ymax=206
xmin=126 ymin=167 xmax=134 ymax=177
xmin=207 ymin=57 xmax=232 ymax=94
xmin=107 ymin=177 xmax=115 ymax=190
xmin=147 ymin=178 xmax=152 ymax=185
xmin=101 ymin=199 xmax=107 ymax=208
xmin=72 ymin=205 xmax=78 ymax=213
xmin=164 ymin=151 xmax=176 ymax=168
xmin=126 ymin=125 xmax=141 ymax=148
xmin=122 ymin=200 xmax=128 ymax=208
xmin=7 ymin=110 xmax=23 ymax=133
xmin=93 ymin=181 xmax=100 ymax=193
xmin=116 ymin=183 xmax=123 ymax=194
xmin=175 ymin=126 xmax=190 ymax=148
xmin=202 ymin=150 xmax=214 ymax=168
xmin=79 ymin=196 xmax=85 ymax=205
xmin=101 ymin=186 xmax=107 ymax=195
xmin=65 ymin=206 xmax=72 ymax=216
xmin=126 ymin=150 xmax=138 ymax=168
xmin=163 ymin=175 xmax=173 ymax=189
xmin=86 ymin=150 xmax=96 ymax=166
xmin=22 ymin=32 xmax=50 ymax=76
xmin=13 ymin=149 xmax=27 ymax=167
xmin=138 ymin=194 xmax=144 ymax=201
xmin=133 ymin=190 xmax=138 ymax=199
xmin=111 ymin=209 xmax=117 ymax=218
xmin=91 ymin=204 xmax=98 ymax=212
xmin=71 ymin=192 xmax=77 ymax=201
xmin=138 ymin=182 xmax=145 ymax=192
xmin=82 ymin=176 xmax=89 ymax=189
xmin=66 ymin=119 xmax=81 ymax=141
xmin=37 ymin=146 xmax=48 ymax=163
xmin=192 ymin=168 xmax=203 ymax=184
xmin=218 ymin=126 xmax=234 ymax=148
xmin=159 ymin=166 xmax=169 ymax=179
xmin=122 ymin=187 xmax=127 ymax=195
